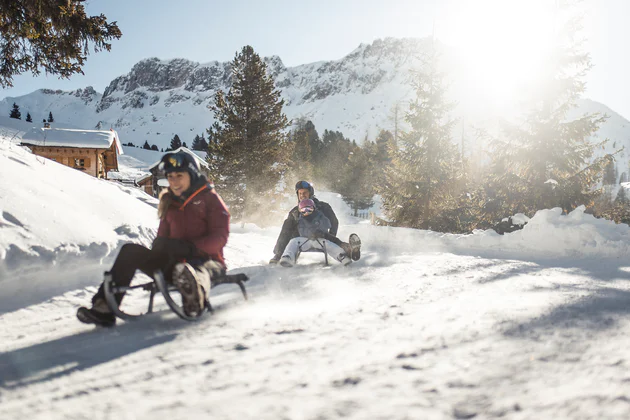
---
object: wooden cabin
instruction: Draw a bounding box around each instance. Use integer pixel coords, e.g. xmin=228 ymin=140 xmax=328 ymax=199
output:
xmin=137 ymin=173 xmax=154 ymax=196
xmin=20 ymin=127 xmax=122 ymax=178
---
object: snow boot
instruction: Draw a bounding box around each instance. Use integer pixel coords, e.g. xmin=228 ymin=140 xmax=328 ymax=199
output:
xmin=279 ymin=255 xmax=294 ymax=267
xmin=173 ymin=263 xmax=206 ymax=317
xmin=340 ymin=242 xmax=353 ymax=260
xmin=349 ymin=233 xmax=361 ymax=261
xmin=269 ymin=254 xmax=282 ymax=265
xmin=76 ymin=298 xmax=116 ymax=327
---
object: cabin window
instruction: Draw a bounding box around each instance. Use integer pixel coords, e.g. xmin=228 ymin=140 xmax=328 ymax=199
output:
xmin=74 ymin=158 xmax=85 ymax=168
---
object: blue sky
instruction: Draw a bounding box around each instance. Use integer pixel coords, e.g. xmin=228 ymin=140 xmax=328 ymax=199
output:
xmin=1 ymin=0 xmax=628 ymax=119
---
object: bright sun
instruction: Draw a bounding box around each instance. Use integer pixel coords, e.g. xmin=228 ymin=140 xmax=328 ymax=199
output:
xmin=437 ymin=0 xmax=559 ymax=111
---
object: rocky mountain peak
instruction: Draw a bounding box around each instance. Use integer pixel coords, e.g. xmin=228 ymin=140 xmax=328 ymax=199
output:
xmin=103 ymin=57 xmax=199 ymax=98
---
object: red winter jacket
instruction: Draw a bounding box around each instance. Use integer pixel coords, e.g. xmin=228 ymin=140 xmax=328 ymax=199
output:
xmin=157 ymin=184 xmax=230 ymax=266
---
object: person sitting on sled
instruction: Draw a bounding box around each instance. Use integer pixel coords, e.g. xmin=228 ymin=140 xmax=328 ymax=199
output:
xmin=279 ymin=198 xmax=361 ymax=267
xmin=77 ymin=149 xmax=230 ymax=327
xmin=269 ymin=180 xmax=339 ymax=264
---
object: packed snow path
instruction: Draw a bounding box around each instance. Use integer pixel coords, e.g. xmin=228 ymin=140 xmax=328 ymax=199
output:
xmin=2 ymin=222 xmax=630 ymax=420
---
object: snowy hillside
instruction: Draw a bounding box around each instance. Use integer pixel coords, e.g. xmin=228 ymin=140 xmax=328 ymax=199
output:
xmin=4 ymin=126 xmax=630 ymax=418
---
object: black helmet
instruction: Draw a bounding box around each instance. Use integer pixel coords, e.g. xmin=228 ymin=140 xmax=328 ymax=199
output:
xmin=295 ymin=180 xmax=314 ymax=198
xmin=159 ymin=150 xmax=201 ymax=182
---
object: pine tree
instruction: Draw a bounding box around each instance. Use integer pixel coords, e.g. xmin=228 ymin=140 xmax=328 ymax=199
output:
xmin=378 ymin=46 xmax=459 ymax=230
xmin=373 ymin=129 xmax=395 ymax=187
xmin=170 ymin=134 xmax=182 ymax=150
xmin=47 ymin=112 xmax=54 ymax=123
xmin=485 ymin=7 xmax=615 ymax=218
xmin=25 ymin=112 xmax=32 ymax=122
xmin=315 ymin=129 xmax=353 ymax=187
xmin=615 ymin=187 xmax=629 ymax=206
xmin=9 ymin=102 xmax=21 ymax=119
xmin=297 ymin=119 xmax=323 ymax=165
xmin=603 ymin=159 xmax=617 ymax=185
xmin=182 ymin=142 xmax=188 ymax=148
xmin=206 ymin=45 xmax=290 ymax=223
xmin=142 ymin=140 xmax=151 ymax=150
xmin=287 ymin=119 xmax=314 ymax=180
xmin=337 ymin=143 xmax=376 ymax=216
xmin=191 ymin=134 xmax=209 ymax=151
xmin=151 ymin=144 xmax=159 ymax=151
xmin=375 ymin=129 xmax=394 ymax=165
xmin=0 ymin=1 xmax=121 ymax=88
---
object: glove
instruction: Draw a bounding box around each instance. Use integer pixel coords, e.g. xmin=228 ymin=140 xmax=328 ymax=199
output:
xmin=152 ymin=237 xmax=196 ymax=258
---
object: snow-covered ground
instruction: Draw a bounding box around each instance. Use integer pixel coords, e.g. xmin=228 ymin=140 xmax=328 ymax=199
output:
xmin=3 ymin=136 xmax=630 ymax=419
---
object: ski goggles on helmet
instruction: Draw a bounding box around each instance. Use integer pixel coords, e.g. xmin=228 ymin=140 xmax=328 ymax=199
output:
xmin=159 ymin=152 xmax=189 ymax=173
xmin=299 ymin=206 xmax=314 ymax=215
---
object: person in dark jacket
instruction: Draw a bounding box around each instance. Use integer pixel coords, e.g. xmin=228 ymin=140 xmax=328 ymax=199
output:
xmin=77 ymin=150 xmax=230 ymax=327
xmin=279 ymin=199 xmax=359 ymax=267
xmin=269 ymin=180 xmax=338 ymax=264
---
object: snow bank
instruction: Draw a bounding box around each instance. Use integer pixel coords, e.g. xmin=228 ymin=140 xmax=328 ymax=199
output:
xmin=361 ymin=205 xmax=630 ymax=261
xmin=0 ymin=138 xmax=159 ymax=278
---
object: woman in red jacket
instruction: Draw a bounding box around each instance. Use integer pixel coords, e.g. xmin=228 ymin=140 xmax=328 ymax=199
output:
xmin=77 ymin=150 xmax=230 ymax=327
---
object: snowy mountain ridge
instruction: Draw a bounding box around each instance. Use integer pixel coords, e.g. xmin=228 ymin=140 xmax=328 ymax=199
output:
xmin=0 ymin=37 xmax=450 ymax=149
xmin=1 ymin=36 xmax=629 ymax=179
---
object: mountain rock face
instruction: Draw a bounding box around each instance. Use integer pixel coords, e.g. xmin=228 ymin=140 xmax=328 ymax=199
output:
xmin=0 ymin=37 xmax=434 ymax=149
xmin=1 ymin=37 xmax=628 ymax=178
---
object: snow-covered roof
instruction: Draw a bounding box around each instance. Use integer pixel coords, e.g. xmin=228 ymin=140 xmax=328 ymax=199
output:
xmin=148 ymin=147 xmax=209 ymax=171
xmin=136 ymin=173 xmax=152 ymax=183
xmin=21 ymin=127 xmax=123 ymax=155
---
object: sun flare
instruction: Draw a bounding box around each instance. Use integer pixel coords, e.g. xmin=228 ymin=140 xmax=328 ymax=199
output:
xmin=438 ymin=0 xmax=559 ymax=110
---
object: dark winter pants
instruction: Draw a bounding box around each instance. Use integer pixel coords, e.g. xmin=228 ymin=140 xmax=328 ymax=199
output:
xmin=92 ymin=243 xmax=225 ymax=306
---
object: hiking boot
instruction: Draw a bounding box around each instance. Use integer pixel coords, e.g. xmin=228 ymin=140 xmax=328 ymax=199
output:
xmin=349 ymin=234 xmax=361 ymax=261
xmin=340 ymin=242 xmax=353 ymax=257
xmin=76 ymin=298 xmax=116 ymax=327
xmin=279 ymin=255 xmax=294 ymax=267
xmin=173 ymin=263 xmax=205 ymax=317
xmin=269 ymin=254 xmax=282 ymax=265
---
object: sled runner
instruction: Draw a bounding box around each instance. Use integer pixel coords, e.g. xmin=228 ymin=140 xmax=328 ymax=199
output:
xmin=103 ymin=269 xmax=249 ymax=322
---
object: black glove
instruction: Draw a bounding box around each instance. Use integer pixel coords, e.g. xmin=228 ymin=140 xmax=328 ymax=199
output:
xmin=152 ymin=237 xmax=196 ymax=258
